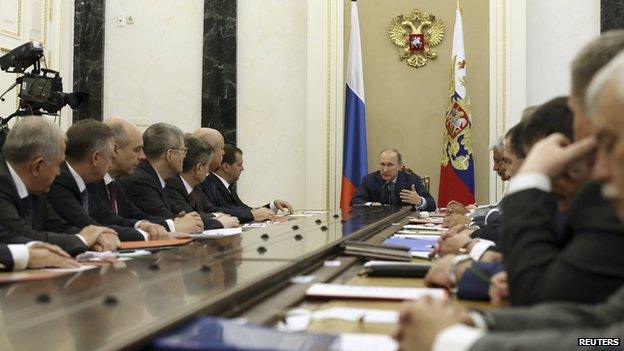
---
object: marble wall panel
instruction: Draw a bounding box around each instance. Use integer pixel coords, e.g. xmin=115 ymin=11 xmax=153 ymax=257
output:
xmin=602 ymin=0 xmax=624 ymax=31
xmin=73 ymin=0 xmax=104 ymax=121
xmin=202 ymin=0 xmax=237 ymax=143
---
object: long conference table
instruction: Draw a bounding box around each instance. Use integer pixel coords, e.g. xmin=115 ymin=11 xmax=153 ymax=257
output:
xmin=0 ymin=207 xmax=491 ymax=350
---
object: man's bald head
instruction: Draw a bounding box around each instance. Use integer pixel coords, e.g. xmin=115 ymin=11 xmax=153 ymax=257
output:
xmin=193 ymin=128 xmax=225 ymax=171
xmin=103 ymin=116 xmax=145 ymax=176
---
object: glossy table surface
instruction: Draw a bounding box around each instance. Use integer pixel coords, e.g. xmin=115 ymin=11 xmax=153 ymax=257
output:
xmin=0 ymin=206 xmax=411 ymax=351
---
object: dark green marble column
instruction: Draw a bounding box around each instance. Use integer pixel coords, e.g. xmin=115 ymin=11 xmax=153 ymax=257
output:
xmin=73 ymin=0 xmax=105 ymax=121
xmin=201 ymin=0 xmax=237 ymax=143
xmin=602 ymin=0 xmax=624 ymax=32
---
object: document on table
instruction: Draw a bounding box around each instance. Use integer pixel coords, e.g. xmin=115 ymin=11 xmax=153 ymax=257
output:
xmin=190 ymin=227 xmax=243 ymax=238
xmin=403 ymin=224 xmax=447 ymax=232
xmin=334 ymin=333 xmax=398 ymax=351
xmin=312 ymin=307 xmax=399 ymax=324
xmin=305 ymin=283 xmax=447 ymax=301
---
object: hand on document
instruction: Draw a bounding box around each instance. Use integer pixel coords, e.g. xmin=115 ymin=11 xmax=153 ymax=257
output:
xmin=394 ymin=296 xmax=470 ymax=351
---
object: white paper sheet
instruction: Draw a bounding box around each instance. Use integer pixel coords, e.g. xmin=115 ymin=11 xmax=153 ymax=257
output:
xmin=333 ymin=333 xmax=398 ymax=351
xmin=306 ymin=283 xmax=447 ymax=301
xmin=191 ymin=227 xmax=243 ymax=238
xmin=312 ymin=307 xmax=399 ymax=324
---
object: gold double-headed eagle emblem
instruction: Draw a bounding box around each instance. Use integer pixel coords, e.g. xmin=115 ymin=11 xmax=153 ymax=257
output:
xmin=389 ymin=10 xmax=445 ymax=68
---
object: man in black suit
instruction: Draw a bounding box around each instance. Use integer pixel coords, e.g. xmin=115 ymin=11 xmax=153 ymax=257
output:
xmin=87 ymin=116 xmax=189 ymax=238
xmin=47 ymin=119 xmax=151 ymax=242
xmin=120 ymin=122 xmax=203 ymax=233
xmin=166 ymin=135 xmax=239 ymax=229
xmin=193 ymin=128 xmax=257 ymax=223
xmin=351 ymin=148 xmax=436 ymax=211
xmin=0 ymin=117 xmax=119 ymax=255
xmin=204 ymin=144 xmax=294 ymax=222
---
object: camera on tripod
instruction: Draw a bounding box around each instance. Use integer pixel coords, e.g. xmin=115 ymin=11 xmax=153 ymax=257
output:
xmin=0 ymin=41 xmax=88 ymax=145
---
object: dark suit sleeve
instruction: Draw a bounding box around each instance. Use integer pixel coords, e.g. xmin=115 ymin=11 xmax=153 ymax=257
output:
xmin=48 ymin=184 xmax=144 ymax=241
xmin=200 ymin=182 xmax=254 ymax=223
xmin=501 ymin=189 xmax=564 ymax=305
xmin=0 ymin=244 xmax=14 ymax=271
xmin=412 ymin=177 xmax=436 ymax=211
xmin=484 ymin=285 xmax=624 ymax=331
xmin=351 ymin=176 xmax=372 ymax=205
xmin=124 ymin=178 xmax=175 ymax=218
xmin=167 ymin=186 xmax=223 ymax=230
xmin=457 ymin=262 xmax=504 ymax=301
xmin=0 ymin=194 xmax=87 ymax=255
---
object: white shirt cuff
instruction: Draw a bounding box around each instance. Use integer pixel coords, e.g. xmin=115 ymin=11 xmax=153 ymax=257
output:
xmin=470 ymin=239 xmax=495 ymax=261
xmin=136 ymin=228 xmax=149 ymax=241
xmin=432 ymin=324 xmax=485 ymax=351
xmin=484 ymin=209 xmax=500 ymax=225
xmin=269 ymin=201 xmax=278 ymax=213
xmin=165 ymin=219 xmax=176 ymax=232
xmin=417 ymin=197 xmax=427 ymax=210
xmin=76 ymin=234 xmax=88 ymax=246
xmin=365 ymin=202 xmax=373 ymax=206
xmin=468 ymin=311 xmax=489 ymax=331
xmin=134 ymin=220 xmax=146 ymax=230
xmin=506 ymin=173 xmax=551 ymax=196
xmin=212 ymin=212 xmax=222 ymax=218
xmin=7 ymin=244 xmax=30 ymax=270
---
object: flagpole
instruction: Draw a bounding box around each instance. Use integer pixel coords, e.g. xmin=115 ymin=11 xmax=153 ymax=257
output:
xmin=457 ymin=0 xmax=462 ymax=11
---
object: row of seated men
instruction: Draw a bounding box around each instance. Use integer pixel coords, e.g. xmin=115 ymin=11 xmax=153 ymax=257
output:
xmin=0 ymin=117 xmax=293 ymax=271
xmin=389 ymin=30 xmax=624 ymax=351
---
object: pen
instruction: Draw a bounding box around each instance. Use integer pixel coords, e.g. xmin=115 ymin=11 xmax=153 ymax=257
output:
xmin=466 ymin=266 xmax=492 ymax=285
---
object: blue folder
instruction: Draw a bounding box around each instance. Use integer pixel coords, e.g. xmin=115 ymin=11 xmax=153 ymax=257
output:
xmin=153 ymin=317 xmax=337 ymax=351
xmin=382 ymin=237 xmax=438 ymax=252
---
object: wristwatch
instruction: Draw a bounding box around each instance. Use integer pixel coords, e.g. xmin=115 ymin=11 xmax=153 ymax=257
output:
xmin=449 ymin=254 xmax=473 ymax=289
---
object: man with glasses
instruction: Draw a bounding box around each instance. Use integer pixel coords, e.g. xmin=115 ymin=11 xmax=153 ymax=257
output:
xmin=120 ymin=122 xmax=204 ymax=233
xmin=166 ymin=135 xmax=239 ymax=229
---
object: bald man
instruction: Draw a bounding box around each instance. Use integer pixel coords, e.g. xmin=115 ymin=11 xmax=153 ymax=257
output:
xmin=194 ymin=128 xmax=293 ymax=222
xmin=85 ymin=117 xmax=196 ymax=237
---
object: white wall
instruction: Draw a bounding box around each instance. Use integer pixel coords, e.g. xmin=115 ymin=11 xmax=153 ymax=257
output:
xmin=236 ymin=0 xmax=308 ymax=209
xmin=525 ymin=0 xmax=600 ymax=106
xmin=103 ymin=0 xmax=204 ymax=131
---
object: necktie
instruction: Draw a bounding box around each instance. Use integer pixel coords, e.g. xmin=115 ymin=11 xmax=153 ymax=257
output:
xmin=21 ymin=196 xmax=34 ymax=227
xmin=188 ymin=190 xmax=197 ymax=209
xmin=228 ymin=184 xmax=245 ymax=207
xmin=382 ymin=182 xmax=396 ymax=205
xmin=107 ymin=182 xmax=118 ymax=214
xmin=80 ymin=190 xmax=89 ymax=214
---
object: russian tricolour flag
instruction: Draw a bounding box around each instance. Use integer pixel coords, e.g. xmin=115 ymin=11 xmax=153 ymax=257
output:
xmin=340 ymin=1 xmax=368 ymax=212
xmin=438 ymin=3 xmax=476 ymax=206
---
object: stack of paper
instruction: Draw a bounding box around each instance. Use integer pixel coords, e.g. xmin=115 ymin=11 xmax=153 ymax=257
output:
xmin=190 ymin=227 xmax=242 ymax=238
xmin=305 ymin=283 xmax=447 ymax=301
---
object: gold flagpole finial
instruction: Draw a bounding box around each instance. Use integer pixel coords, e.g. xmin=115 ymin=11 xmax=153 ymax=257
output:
xmin=457 ymin=0 xmax=462 ymax=11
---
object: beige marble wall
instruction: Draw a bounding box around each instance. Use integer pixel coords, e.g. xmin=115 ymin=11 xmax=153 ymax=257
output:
xmin=236 ymin=0 xmax=309 ymax=209
xmin=103 ymin=0 xmax=204 ymax=132
xmin=526 ymin=0 xmax=600 ymax=106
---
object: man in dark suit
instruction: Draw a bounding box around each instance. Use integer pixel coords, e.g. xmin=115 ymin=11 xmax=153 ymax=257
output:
xmin=87 ymin=116 xmax=187 ymax=238
xmin=120 ymin=123 xmax=203 ymax=233
xmin=204 ymin=144 xmax=294 ymax=222
xmin=351 ymin=148 xmax=436 ymax=211
xmin=166 ymin=135 xmax=239 ymax=229
xmin=0 ymin=117 xmax=119 ymax=255
xmin=47 ymin=119 xmax=150 ymax=242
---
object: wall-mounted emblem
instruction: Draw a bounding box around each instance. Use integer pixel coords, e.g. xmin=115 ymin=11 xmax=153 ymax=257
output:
xmin=389 ymin=10 xmax=445 ymax=68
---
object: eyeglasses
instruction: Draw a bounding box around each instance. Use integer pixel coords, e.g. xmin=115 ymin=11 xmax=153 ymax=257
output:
xmin=169 ymin=147 xmax=188 ymax=156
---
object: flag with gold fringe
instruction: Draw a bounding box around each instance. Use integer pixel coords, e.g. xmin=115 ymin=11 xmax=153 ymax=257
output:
xmin=438 ymin=2 xmax=475 ymax=206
